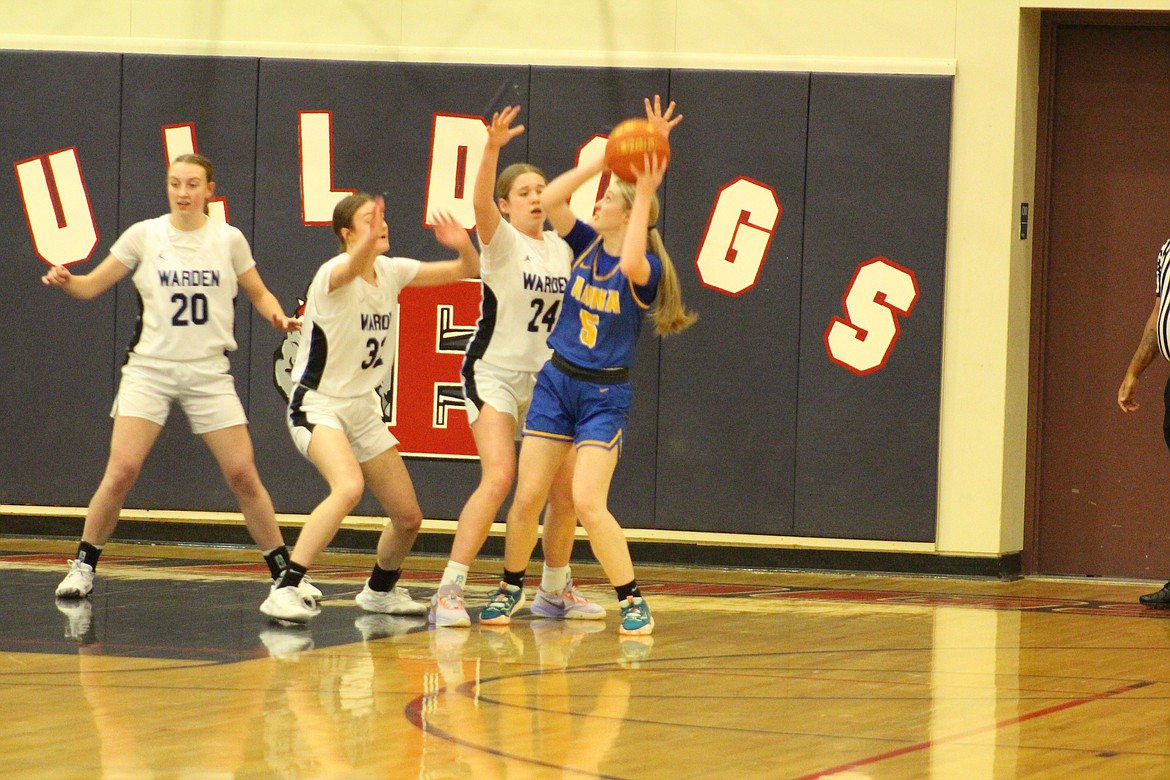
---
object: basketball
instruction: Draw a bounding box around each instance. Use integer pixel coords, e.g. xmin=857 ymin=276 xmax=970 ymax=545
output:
xmin=605 ymin=119 xmax=670 ymax=182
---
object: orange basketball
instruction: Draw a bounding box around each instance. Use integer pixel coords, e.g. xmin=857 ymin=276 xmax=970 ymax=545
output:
xmin=605 ymin=118 xmax=670 ymax=182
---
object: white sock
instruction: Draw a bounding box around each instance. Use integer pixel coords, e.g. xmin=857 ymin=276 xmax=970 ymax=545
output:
xmin=541 ymin=564 xmax=570 ymax=594
xmin=440 ymin=561 xmax=470 ymax=589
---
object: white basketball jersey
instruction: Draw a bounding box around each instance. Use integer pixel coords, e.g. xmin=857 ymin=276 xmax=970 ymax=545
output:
xmin=466 ymin=220 xmax=572 ymax=373
xmin=290 ymin=254 xmax=421 ymax=398
xmin=111 ymin=215 xmax=254 ymax=361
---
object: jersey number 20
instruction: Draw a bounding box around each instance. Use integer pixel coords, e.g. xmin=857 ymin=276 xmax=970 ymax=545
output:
xmin=171 ymin=292 xmax=209 ymax=326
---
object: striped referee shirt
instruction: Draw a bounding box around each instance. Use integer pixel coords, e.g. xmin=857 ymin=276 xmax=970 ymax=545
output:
xmin=1158 ymin=239 xmax=1170 ymax=360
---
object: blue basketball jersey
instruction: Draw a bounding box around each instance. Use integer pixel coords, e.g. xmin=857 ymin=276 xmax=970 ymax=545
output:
xmin=548 ymin=220 xmax=662 ymax=370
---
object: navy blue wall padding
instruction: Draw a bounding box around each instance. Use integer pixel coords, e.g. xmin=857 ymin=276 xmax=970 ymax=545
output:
xmin=1 ymin=51 xmax=952 ymax=547
xmin=0 ymin=52 xmax=122 ymax=506
xmin=655 ymin=69 xmax=810 ymax=534
xmin=794 ymin=74 xmax=951 ymax=541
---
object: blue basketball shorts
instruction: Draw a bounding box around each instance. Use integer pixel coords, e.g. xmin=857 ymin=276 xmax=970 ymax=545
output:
xmin=522 ymin=361 xmax=632 ymax=451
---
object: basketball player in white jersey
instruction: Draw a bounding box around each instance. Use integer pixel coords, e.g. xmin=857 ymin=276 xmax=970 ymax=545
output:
xmin=262 ymin=193 xmax=479 ymax=623
xmin=431 ymin=106 xmax=604 ymax=627
xmin=44 ymin=153 xmax=310 ymax=611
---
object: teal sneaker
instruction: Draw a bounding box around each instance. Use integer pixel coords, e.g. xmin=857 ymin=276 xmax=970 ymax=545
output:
xmin=619 ymin=596 xmax=654 ymax=636
xmin=479 ymin=582 xmax=525 ymax=625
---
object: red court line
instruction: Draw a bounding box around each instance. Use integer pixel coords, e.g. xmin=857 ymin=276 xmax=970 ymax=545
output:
xmin=791 ymin=679 xmax=1156 ymax=780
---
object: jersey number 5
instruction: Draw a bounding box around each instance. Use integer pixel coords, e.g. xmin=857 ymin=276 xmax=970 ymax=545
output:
xmin=578 ymin=309 xmax=599 ymax=349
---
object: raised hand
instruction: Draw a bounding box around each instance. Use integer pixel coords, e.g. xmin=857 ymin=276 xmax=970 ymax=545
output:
xmin=634 ymin=150 xmax=668 ymax=192
xmin=430 ymin=211 xmax=471 ymax=251
xmin=644 ymin=94 xmax=683 ymax=138
xmin=487 ymin=105 xmax=525 ymax=150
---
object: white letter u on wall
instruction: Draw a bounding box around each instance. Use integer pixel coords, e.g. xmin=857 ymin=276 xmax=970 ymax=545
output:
xmin=14 ymin=148 xmax=99 ymax=267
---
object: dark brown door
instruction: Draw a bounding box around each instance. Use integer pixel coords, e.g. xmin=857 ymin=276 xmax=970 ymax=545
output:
xmin=1034 ymin=15 xmax=1170 ymax=577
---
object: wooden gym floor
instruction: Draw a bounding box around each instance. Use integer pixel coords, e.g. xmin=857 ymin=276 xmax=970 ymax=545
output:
xmin=2 ymin=537 xmax=1169 ymax=779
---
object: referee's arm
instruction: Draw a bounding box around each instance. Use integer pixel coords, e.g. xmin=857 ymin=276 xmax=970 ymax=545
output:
xmin=1119 ymin=299 xmax=1161 ymax=412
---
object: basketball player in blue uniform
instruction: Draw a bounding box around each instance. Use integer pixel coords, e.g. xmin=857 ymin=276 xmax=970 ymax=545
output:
xmin=262 ymin=194 xmax=479 ymax=623
xmin=480 ymin=97 xmax=696 ymax=635
xmin=44 ymin=153 xmax=310 ymax=611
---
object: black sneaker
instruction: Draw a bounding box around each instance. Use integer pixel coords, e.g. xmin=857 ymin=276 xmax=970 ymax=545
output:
xmin=1139 ymin=582 xmax=1170 ymax=607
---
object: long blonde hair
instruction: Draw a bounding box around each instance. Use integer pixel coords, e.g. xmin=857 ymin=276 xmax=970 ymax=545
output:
xmin=616 ymin=181 xmax=698 ymax=336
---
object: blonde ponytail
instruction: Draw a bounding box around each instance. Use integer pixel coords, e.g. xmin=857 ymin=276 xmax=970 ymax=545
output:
xmin=647 ymin=227 xmax=697 ymax=336
xmin=614 ymin=180 xmax=697 ymax=337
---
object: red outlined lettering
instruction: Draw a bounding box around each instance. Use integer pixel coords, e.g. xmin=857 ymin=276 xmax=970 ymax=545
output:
xmin=162 ymin=123 xmax=227 ymax=223
xmin=569 ymin=135 xmax=609 ymax=221
xmin=14 ymin=148 xmax=99 ymax=267
xmin=389 ymin=280 xmax=481 ymax=459
xmin=299 ymin=111 xmax=354 ymax=225
xmin=425 ymin=113 xmax=486 ymax=230
xmin=695 ymin=177 xmax=781 ymax=296
xmin=825 ymin=257 xmax=919 ymax=375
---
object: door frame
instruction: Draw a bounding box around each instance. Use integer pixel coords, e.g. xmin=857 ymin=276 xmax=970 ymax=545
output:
xmin=1025 ymin=10 xmax=1170 ymax=574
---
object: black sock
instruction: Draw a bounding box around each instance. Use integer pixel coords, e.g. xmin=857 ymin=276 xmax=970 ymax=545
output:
xmin=276 ymin=561 xmax=307 ymax=589
xmin=263 ymin=546 xmax=290 ymax=579
xmin=615 ymin=580 xmax=641 ymax=602
xmin=503 ymin=568 xmax=525 ymax=589
xmin=368 ymin=564 xmax=402 ymax=592
xmin=77 ymin=541 xmax=103 ymax=570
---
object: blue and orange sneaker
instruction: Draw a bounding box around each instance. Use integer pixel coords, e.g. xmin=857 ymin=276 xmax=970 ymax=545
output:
xmin=479 ymin=582 xmax=525 ymax=625
xmin=618 ymin=596 xmax=654 ymax=635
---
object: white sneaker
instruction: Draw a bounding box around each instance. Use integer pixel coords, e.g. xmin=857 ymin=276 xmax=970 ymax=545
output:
xmin=355 ymin=583 xmax=428 ymax=615
xmin=274 ymin=575 xmax=323 ymax=605
xmin=261 ymin=584 xmax=321 ymax=624
xmin=429 ymin=583 xmax=471 ymax=627
xmin=299 ymin=576 xmax=323 ymax=604
xmin=55 ymin=559 xmax=95 ymax=598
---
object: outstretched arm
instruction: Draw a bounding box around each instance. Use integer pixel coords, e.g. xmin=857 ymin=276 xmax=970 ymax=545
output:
xmin=1119 ymin=300 xmax=1161 ymax=412
xmin=474 ymin=106 xmax=525 ymax=247
xmin=410 ymin=212 xmax=481 ymax=287
xmin=540 ymin=156 xmax=606 ymax=237
xmin=41 ymin=255 xmax=131 ymax=300
xmin=238 ymin=268 xmax=301 ymax=333
xmin=618 ymin=153 xmax=666 ymax=286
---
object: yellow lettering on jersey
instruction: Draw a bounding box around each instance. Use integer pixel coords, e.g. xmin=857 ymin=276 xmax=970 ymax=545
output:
xmin=572 ymin=281 xmax=623 ymax=314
